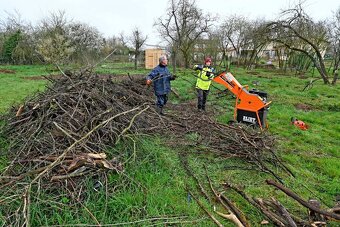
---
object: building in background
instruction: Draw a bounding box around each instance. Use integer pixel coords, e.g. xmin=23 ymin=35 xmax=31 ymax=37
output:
xmin=145 ymin=48 xmax=166 ymax=69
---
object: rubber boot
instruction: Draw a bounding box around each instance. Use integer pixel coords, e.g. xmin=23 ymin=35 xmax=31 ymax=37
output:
xmin=156 ymin=106 xmax=164 ymax=115
xmin=159 ymin=107 xmax=165 ymax=116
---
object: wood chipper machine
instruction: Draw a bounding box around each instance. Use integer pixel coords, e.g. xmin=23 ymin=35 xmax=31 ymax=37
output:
xmin=213 ymin=71 xmax=271 ymax=129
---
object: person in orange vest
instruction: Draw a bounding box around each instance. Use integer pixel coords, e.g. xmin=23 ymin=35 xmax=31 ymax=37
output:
xmin=193 ymin=57 xmax=215 ymax=111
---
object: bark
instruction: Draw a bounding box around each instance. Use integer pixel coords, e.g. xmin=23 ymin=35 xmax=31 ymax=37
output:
xmin=266 ymin=179 xmax=340 ymax=220
xmin=332 ymin=71 xmax=338 ymax=85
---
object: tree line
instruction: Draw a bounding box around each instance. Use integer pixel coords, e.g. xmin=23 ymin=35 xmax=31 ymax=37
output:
xmin=156 ymin=0 xmax=339 ymax=84
xmin=0 ymin=11 xmax=146 ymax=69
xmin=1 ymin=0 xmax=339 ymax=84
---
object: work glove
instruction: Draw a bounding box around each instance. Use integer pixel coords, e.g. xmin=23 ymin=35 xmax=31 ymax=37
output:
xmin=146 ymin=79 xmax=152 ymax=85
xmin=193 ymin=65 xmax=203 ymax=71
xmin=207 ymin=71 xmax=214 ymax=78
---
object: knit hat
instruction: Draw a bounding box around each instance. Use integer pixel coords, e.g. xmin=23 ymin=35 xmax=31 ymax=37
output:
xmin=204 ymin=57 xmax=212 ymax=64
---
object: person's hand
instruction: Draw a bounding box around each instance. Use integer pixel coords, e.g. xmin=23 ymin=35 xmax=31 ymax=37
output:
xmin=194 ymin=65 xmax=203 ymax=71
xmin=146 ymin=79 xmax=152 ymax=85
xmin=171 ymin=74 xmax=177 ymax=80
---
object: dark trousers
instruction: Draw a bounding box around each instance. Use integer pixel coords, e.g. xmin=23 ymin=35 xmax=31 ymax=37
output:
xmin=156 ymin=94 xmax=168 ymax=108
xmin=197 ymin=89 xmax=209 ymax=110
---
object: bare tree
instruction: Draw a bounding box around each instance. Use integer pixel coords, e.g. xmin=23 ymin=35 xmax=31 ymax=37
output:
xmin=129 ymin=27 xmax=147 ymax=70
xmin=103 ymin=35 xmax=128 ymax=56
xmin=0 ymin=10 xmax=26 ymax=33
xmin=38 ymin=10 xmax=69 ymax=36
xmin=0 ymin=11 xmax=35 ymax=64
xmin=118 ymin=32 xmax=130 ymax=56
xmin=328 ymin=6 xmax=340 ymax=84
xmin=35 ymin=11 xmax=74 ymax=65
xmin=265 ymin=3 xmax=330 ymax=84
xmin=35 ymin=11 xmax=105 ymax=65
xmin=155 ymin=0 xmax=213 ymax=71
xmin=195 ymin=29 xmax=222 ymax=65
xmin=220 ymin=15 xmax=252 ymax=66
xmin=119 ymin=32 xmax=128 ymax=47
xmin=66 ymin=22 xmax=104 ymax=63
xmin=243 ymin=19 xmax=269 ymax=69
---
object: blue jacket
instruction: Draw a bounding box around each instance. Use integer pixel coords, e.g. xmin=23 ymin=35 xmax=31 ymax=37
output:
xmin=147 ymin=64 xmax=174 ymax=96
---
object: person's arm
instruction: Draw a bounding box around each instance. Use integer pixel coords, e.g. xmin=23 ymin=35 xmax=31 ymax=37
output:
xmin=193 ymin=64 xmax=203 ymax=71
xmin=146 ymin=67 xmax=159 ymax=85
xmin=147 ymin=68 xmax=158 ymax=81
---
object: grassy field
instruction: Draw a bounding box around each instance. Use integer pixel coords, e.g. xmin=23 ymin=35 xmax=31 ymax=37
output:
xmin=0 ymin=62 xmax=339 ymax=226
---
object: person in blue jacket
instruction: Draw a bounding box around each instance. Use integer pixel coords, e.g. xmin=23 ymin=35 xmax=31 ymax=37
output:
xmin=146 ymin=55 xmax=176 ymax=115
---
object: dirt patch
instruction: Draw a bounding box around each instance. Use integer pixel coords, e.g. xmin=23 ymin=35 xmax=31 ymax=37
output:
xmin=257 ymin=75 xmax=271 ymax=79
xmin=246 ymin=71 xmax=260 ymax=75
xmin=21 ymin=75 xmax=49 ymax=80
xmin=298 ymin=74 xmax=308 ymax=79
xmin=294 ymin=103 xmax=315 ymax=111
xmin=0 ymin=69 xmax=16 ymax=74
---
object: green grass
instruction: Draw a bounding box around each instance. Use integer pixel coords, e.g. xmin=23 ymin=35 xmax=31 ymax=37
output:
xmin=0 ymin=63 xmax=339 ymax=226
xmin=0 ymin=65 xmax=50 ymax=112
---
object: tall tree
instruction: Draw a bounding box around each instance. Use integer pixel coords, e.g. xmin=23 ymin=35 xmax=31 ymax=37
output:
xmin=0 ymin=11 xmax=34 ymax=64
xmin=129 ymin=28 xmax=147 ymax=70
xmin=66 ymin=22 xmax=104 ymax=63
xmin=35 ymin=11 xmax=74 ymax=65
xmin=220 ymin=15 xmax=252 ymax=66
xmin=155 ymin=0 xmax=213 ymax=71
xmin=328 ymin=6 xmax=340 ymax=84
xmin=265 ymin=3 xmax=330 ymax=84
xmin=243 ymin=19 xmax=269 ymax=69
xmin=2 ymin=30 xmax=21 ymax=63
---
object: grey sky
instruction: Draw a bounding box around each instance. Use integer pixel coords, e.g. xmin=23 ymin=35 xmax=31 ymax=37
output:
xmin=1 ymin=0 xmax=339 ymax=45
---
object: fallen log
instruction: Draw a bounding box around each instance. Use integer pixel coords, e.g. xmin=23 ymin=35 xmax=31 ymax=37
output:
xmin=266 ymin=179 xmax=340 ymax=221
xmin=270 ymin=197 xmax=297 ymax=227
xmin=215 ymin=210 xmax=243 ymax=227
xmin=223 ymin=182 xmax=286 ymax=226
xmin=188 ymin=190 xmax=223 ymax=227
xmin=204 ymin=166 xmax=249 ymax=227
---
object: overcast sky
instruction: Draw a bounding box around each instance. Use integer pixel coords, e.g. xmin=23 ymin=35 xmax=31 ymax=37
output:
xmin=1 ymin=0 xmax=339 ymax=45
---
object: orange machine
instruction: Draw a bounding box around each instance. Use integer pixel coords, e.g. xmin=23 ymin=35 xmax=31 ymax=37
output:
xmin=213 ymin=71 xmax=271 ymax=129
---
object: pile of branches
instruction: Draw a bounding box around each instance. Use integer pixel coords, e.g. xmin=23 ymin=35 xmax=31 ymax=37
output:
xmin=0 ymin=71 xmax=163 ymax=190
xmin=167 ymin=104 xmax=291 ymax=182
